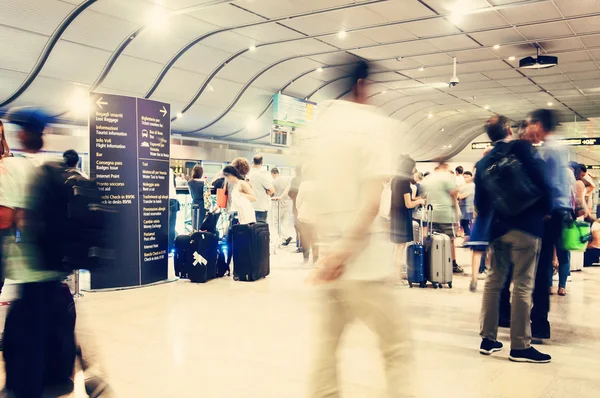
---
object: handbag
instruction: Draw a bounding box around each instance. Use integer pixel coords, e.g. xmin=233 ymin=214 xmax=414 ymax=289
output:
xmin=562 ymin=220 xmax=591 ymax=252
xmin=378 ymin=181 xmax=392 ymax=220
xmin=216 ymin=187 xmax=228 ymax=208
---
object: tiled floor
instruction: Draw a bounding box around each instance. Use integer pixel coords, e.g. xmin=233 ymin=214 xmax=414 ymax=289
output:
xmin=1 ymin=246 xmax=600 ymax=397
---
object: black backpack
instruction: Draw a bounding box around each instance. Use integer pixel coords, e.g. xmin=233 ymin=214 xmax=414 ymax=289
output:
xmin=480 ymin=142 xmax=542 ymax=217
xmin=34 ymin=162 xmax=116 ymax=272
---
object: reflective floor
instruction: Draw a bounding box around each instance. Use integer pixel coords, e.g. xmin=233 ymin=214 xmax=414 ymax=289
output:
xmin=1 ymin=246 xmax=600 ymax=397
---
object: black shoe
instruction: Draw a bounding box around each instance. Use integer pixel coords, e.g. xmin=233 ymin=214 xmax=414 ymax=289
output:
xmin=282 ymin=237 xmax=292 ymax=246
xmin=498 ymin=318 xmax=511 ymax=328
xmin=480 ymin=338 xmax=503 ymax=355
xmin=294 ymin=248 xmax=303 ymax=253
xmin=531 ymin=323 xmax=551 ymax=339
xmin=509 ymin=347 xmax=551 ymax=363
xmin=453 ymin=263 xmax=464 ymax=273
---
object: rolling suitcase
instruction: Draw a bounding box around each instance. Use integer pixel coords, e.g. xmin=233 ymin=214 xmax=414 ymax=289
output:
xmin=232 ymin=223 xmax=270 ymax=281
xmin=407 ymin=208 xmax=426 ymax=288
xmin=188 ymin=231 xmax=219 ymax=283
xmin=424 ymin=204 xmax=453 ymax=289
xmin=174 ymin=234 xmax=192 ymax=278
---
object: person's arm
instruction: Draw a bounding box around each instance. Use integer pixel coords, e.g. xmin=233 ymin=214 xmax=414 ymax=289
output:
xmin=239 ymin=181 xmax=257 ymax=202
xmin=518 ymin=142 xmax=553 ymax=216
xmin=264 ymin=174 xmax=275 ymax=197
xmin=296 ymin=182 xmax=305 ymax=209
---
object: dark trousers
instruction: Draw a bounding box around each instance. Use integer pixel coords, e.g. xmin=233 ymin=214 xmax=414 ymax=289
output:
xmin=460 ymin=219 xmax=472 ymax=236
xmin=0 ymin=228 xmax=8 ymax=295
xmin=531 ymin=211 xmax=568 ymax=330
xmin=168 ymin=199 xmax=179 ymax=252
xmin=584 ymin=248 xmax=600 ymax=266
xmin=255 ymin=211 xmax=268 ymax=223
xmin=4 ymin=281 xmax=76 ymax=397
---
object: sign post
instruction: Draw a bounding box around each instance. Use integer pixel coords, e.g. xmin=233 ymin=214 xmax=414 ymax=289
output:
xmin=89 ymin=93 xmax=170 ymax=289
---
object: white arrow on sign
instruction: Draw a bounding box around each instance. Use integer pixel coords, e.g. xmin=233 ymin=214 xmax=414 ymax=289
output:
xmin=160 ymin=106 xmax=167 ymax=117
xmin=96 ymin=97 xmax=108 ymax=109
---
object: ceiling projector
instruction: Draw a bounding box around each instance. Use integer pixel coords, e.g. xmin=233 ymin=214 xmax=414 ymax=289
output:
xmin=519 ymin=47 xmax=558 ymax=69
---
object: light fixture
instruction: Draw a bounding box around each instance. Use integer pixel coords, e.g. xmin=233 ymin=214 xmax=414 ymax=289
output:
xmin=449 ymin=11 xmax=465 ymax=25
xmin=247 ymin=119 xmax=258 ymax=132
xmin=493 ymin=44 xmax=500 ymax=50
xmin=441 ymin=128 xmax=445 ymax=132
xmin=338 ymin=30 xmax=347 ymax=39
xmin=248 ymin=45 xmax=257 ymax=52
xmin=418 ymin=66 xmax=425 ymax=72
xmin=508 ymin=56 xmax=516 ymax=61
xmin=382 ymin=90 xmax=387 ymax=94
xmin=428 ymin=113 xmax=433 ymax=118
xmin=547 ymin=102 xmax=553 ymax=106
xmin=66 ymin=87 xmax=89 ymax=117
xmin=146 ymin=7 xmax=168 ymax=33
xmin=484 ymin=105 xmax=490 ymax=110
xmin=177 ymin=112 xmax=184 ymax=118
xmin=316 ymin=67 xmax=323 ymax=73
xmin=207 ymin=85 xmax=215 ymax=92
xmin=519 ymin=47 xmax=558 ymax=69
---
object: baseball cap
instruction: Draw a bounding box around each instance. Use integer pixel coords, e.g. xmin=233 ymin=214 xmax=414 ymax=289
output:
xmin=4 ymin=107 xmax=52 ymax=136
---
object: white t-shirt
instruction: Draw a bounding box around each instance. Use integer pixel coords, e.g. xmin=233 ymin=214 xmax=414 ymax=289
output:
xmin=0 ymin=154 xmax=42 ymax=210
xmin=300 ymin=100 xmax=394 ymax=281
xmin=296 ymin=180 xmax=317 ymax=224
xmin=455 ymin=175 xmax=465 ymax=188
xmin=169 ymin=168 xmax=177 ymax=199
xmin=248 ymin=168 xmax=274 ymax=212
xmin=422 ymin=171 xmax=457 ymax=224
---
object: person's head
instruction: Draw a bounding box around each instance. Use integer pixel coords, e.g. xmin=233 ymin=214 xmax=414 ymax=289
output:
xmin=192 ymin=165 xmax=204 ymax=179
xmin=397 ymin=155 xmax=416 ymax=178
xmin=485 ymin=115 xmax=512 ymax=143
xmin=414 ymin=172 xmax=424 ymax=183
xmin=63 ymin=149 xmax=79 ymax=168
xmin=253 ymin=155 xmax=264 ymax=168
xmin=463 ymin=171 xmax=473 ymax=182
xmin=5 ymin=107 xmax=50 ymax=153
xmin=423 ymin=171 xmax=430 ymax=178
xmin=232 ymin=157 xmax=251 ymax=177
xmin=223 ymin=165 xmax=244 ymax=183
xmin=526 ymin=109 xmax=558 ymax=140
xmin=271 ymin=167 xmax=279 ymax=178
xmin=0 ymin=120 xmax=10 ymax=158
xmin=346 ymin=61 xmax=370 ymax=104
xmin=455 ymin=166 xmax=464 ymax=175
xmin=435 ymin=163 xmax=450 ymax=172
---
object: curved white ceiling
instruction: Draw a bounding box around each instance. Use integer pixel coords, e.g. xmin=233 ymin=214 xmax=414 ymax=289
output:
xmin=1 ymin=0 xmax=600 ymax=159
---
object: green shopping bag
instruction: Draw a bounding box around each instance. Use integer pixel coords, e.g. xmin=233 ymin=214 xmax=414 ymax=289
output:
xmin=562 ymin=221 xmax=591 ymax=252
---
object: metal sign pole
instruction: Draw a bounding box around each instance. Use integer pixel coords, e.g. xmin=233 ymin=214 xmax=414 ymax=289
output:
xmin=73 ymin=269 xmax=84 ymax=298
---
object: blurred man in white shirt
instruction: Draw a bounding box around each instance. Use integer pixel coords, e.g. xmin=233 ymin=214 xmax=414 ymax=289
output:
xmin=248 ymin=155 xmax=274 ymax=223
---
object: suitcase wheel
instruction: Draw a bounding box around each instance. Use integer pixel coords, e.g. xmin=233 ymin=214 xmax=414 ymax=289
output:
xmin=433 ymin=283 xmax=439 ymax=289
xmin=448 ymin=282 xmax=453 ymax=289
xmin=439 ymin=284 xmax=443 ymax=289
xmin=409 ymin=282 xmax=413 ymax=288
xmin=419 ymin=281 xmax=427 ymax=288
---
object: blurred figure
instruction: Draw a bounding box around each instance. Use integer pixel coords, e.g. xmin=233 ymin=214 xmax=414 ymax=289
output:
xmin=391 ymin=156 xmax=424 ymax=280
xmin=477 ymin=115 xmax=553 ymax=363
xmin=175 ymin=173 xmax=187 ymax=187
xmin=0 ymin=120 xmax=11 ymax=159
xmin=413 ymin=171 xmax=424 ymax=198
xmin=296 ymin=165 xmax=318 ymax=264
xmin=248 ymin=155 xmax=274 ymax=223
xmin=455 ymin=166 xmax=465 ymax=187
xmin=188 ymin=165 xmax=206 ymax=230
xmin=304 ymin=61 xmax=411 ymax=397
xmin=62 ymin=149 xmax=88 ymax=178
xmin=168 ymin=167 xmax=179 ymax=252
xmin=287 ymin=166 xmax=304 ymax=253
xmin=223 ymin=166 xmax=256 ymax=225
xmin=0 ymin=120 xmax=13 ymax=299
xmin=528 ymin=109 xmax=573 ymax=340
xmin=421 ymin=163 xmax=463 ymax=273
xmin=271 ymin=168 xmax=293 ymax=246
xmin=458 ymin=171 xmax=475 ymax=237
xmin=0 ymin=107 xmax=80 ymax=396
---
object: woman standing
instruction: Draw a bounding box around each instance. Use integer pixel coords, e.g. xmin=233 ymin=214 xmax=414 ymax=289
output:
xmin=0 ymin=120 xmax=12 ymax=297
xmin=223 ymin=166 xmax=256 ymax=225
xmin=391 ymin=156 xmax=425 ymax=279
xmin=188 ymin=165 xmax=206 ymax=230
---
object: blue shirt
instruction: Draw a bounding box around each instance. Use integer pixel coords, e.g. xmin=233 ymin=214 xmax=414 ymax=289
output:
xmin=538 ymin=136 xmax=573 ymax=211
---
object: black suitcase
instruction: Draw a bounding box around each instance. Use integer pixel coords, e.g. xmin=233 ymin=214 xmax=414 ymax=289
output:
xmin=174 ymin=234 xmax=192 ymax=279
xmin=232 ymin=223 xmax=270 ymax=281
xmin=188 ymin=232 xmax=219 ymax=283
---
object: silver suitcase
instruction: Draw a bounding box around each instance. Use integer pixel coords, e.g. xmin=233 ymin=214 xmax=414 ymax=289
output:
xmin=424 ymin=205 xmax=453 ymax=289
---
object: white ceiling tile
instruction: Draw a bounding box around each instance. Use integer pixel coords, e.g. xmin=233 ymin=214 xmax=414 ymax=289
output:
xmin=373 ymin=58 xmax=421 ymax=71
xmin=455 ymin=73 xmax=491 ymax=82
xmin=150 ymin=67 xmax=208 ymax=103
xmin=498 ymin=2 xmax=562 ymax=24
xmin=558 ymin=51 xmax=593 ymax=63
xmin=401 ymin=19 xmax=461 ymax=37
xmin=420 ymin=0 xmax=490 ymax=13
xmin=280 ymin=15 xmax=345 ymax=35
xmin=0 ymin=0 xmax=73 ymax=36
xmin=499 ymin=77 xmax=535 ymax=87
xmin=370 ymin=72 xmax=409 ymax=82
xmin=469 ymin=28 xmax=525 ymax=46
xmin=239 ymin=0 xmax=357 ymax=19
xmin=559 ymin=61 xmax=599 ymax=74
xmin=234 ymin=24 xmax=305 ymax=43
xmin=87 ymin=0 xmax=159 ymax=25
xmin=518 ymin=22 xmax=575 ymax=41
xmin=483 ymin=69 xmax=522 ymax=79
xmin=410 ymin=53 xmax=454 ymax=67
xmin=529 ymin=73 xmax=568 ymax=83
xmin=553 ymin=0 xmax=600 ymax=17
xmin=568 ymin=71 xmax=600 ymax=81
xmin=174 ymin=44 xmax=237 ymax=76
xmin=217 ymin=56 xmax=270 ymax=85
xmin=367 ymin=1 xmax=436 ymax=22
xmin=307 ymin=52 xmax=362 ymax=65
xmin=100 ymin=56 xmax=163 ymax=96
xmin=540 ymin=82 xmax=577 ymax=91
xmin=123 ymin=33 xmax=188 ymax=65
xmin=447 ymin=48 xmax=498 ymax=62
xmin=453 ymin=10 xmax=511 ymax=31
xmin=40 ymin=40 xmax=109 ymax=85
xmin=319 ymin=32 xmax=378 ymax=49
xmin=359 ymin=25 xmax=417 ymax=44
xmin=188 ymin=4 xmax=264 ymax=26
xmin=348 ymin=45 xmax=399 ymax=60
xmin=551 ymin=89 xmax=585 ymax=98
xmin=427 ymin=35 xmax=481 ymax=51
xmin=385 ymin=41 xmax=440 ymax=57
xmin=568 ymin=15 xmax=600 ymax=34
xmin=0 ymin=69 xmax=27 ymax=99
xmin=0 ymin=26 xmax=47 ymax=73
xmin=324 ymin=7 xmax=388 ymax=28
xmin=459 ymin=59 xmax=511 ymax=72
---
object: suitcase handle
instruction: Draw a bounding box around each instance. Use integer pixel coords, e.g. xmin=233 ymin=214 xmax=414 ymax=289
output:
xmin=426 ymin=204 xmax=434 ymax=238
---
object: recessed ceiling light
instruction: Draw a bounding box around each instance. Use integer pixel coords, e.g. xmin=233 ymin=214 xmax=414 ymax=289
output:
xmin=316 ymin=67 xmax=323 ymax=73
xmin=484 ymin=105 xmax=490 ymax=110
xmin=547 ymin=102 xmax=553 ymax=106
xmin=381 ymin=90 xmax=387 ymax=94
xmin=249 ymin=45 xmax=257 ymax=51
xmin=441 ymin=128 xmax=445 ymax=132
xmin=177 ymin=112 xmax=184 ymax=118
xmin=508 ymin=56 xmax=516 ymax=61
xmin=418 ymin=66 xmax=425 ymax=72
xmin=493 ymin=44 xmax=500 ymax=50
xmin=247 ymin=119 xmax=258 ymax=132
xmin=428 ymin=113 xmax=433 ymax=118
xmin=449 ymin=11 xmax=465 ymax=25
xmin=338 ymin=30 xmax=347 ymax=39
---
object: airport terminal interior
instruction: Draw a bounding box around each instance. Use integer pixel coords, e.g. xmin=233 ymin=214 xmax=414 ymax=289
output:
xmin=2 ymin=0 xmax=600 ymax=397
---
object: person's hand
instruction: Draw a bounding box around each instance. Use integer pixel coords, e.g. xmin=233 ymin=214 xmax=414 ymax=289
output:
xmin=315 ymin=251 xmax=347 ymax=282
xmin=417 ymin=198 xmax=426 ymax=206
xmin=552 ymin=257 xmax=559 ymax=269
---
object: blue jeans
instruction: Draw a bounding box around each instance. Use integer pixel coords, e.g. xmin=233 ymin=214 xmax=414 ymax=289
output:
xmin=549 ymin=249 xmax=570 ymax=289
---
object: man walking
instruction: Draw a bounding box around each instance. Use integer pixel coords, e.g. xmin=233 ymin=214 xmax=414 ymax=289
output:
xmin=248 ymin=155 xmax=274 ymax=223
xmin=271 ymin=168 xmax=293 ymax=245
xmin=476 ymin=115 xmax=553 ymax=363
